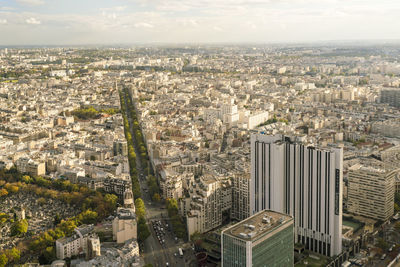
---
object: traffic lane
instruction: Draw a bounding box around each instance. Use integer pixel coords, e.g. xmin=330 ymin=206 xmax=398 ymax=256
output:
xmin=149 ymin=216 xmax=181 ymax=266
xmin=143 ymin=236 xmax=165 ymax=267
xmin=149 ymin=218 xmax=176 ymax=266
xmin=144 ymin=233 xmax=169 ymax=267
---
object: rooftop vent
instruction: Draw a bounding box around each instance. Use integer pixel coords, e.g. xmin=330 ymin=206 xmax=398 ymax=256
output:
xmin=262 ymin=217 xmax=271 ymax=224
xmin=239 ymin=233 xmax=247 ymax=238
xmin=248 ymin=232 xmax=255 ymax=238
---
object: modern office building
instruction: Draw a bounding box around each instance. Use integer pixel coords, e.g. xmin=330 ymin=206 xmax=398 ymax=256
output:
xmin=250 ymin=134 xmax=343 ymax=257
xmin=222 ymin=210 xmax=293 ymax=267
xmin=348 ymin=160 xmax=396 ymax=221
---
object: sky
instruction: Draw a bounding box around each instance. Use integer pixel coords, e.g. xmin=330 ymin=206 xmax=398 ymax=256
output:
xmin=0 ymin=0 xmax=400 ymax=45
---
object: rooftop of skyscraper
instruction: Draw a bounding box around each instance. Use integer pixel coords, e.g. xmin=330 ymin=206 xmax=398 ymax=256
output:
xmin=224 ymin=210 xmax=292 ymax=241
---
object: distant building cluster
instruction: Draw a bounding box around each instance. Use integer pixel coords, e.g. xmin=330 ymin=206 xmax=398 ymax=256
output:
xmin=1 ymin=45 xmax=400 ymax=266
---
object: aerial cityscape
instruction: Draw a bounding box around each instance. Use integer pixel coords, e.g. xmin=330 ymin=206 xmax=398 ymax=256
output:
xmin=2 ymin=1 xmax=400 ymax=267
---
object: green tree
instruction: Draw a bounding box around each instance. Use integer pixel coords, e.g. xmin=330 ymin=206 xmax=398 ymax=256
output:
xmin=58 ymin=220 xmax=77 ymax=236
xmin=4 ymin=184 xmax=19 ymax=193
xmin=42 ymin=246 xmax=56 ymax=263
xmin=166 ymin=198 xmax=187 ymax=239
xmin=104 ymin=194 xmax=118 ymax=208
xmin=152 ymin=193 xmax=161 ymax=202
xmin=54 ymin=214 xmax=62 ymax=226
xmin=10 ymin=219 xmax=28 ymax=236
xmin=395 ymin=192 xmax=400 ymax=207
xmin=77 ymin=209 xmax=98 ymax=224
xmin=5 ymin=248 xmax=20 ymax=263
xmin=0 ymin=189 xmax=8 ymax=198
xmin=137 ymin=216 xmax=150 ymax=243
xmin=22 ymin=175 xmax=33 ymax=184
xmin=395 ymin=203 xmax=400 ymax=212
xmin=0 ymin=254 xmax=7 ymax=267
xmin=135 ymin=198 xmax=146 ymax=218
xmin=167 ymin=198 xmax=179 ymax=214
xmin=190 ymin=231 xmax=204 ymax=243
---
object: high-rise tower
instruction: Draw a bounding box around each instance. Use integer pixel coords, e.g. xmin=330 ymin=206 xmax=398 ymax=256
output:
xmin=250 ymin=134 xmax=343 ymax=257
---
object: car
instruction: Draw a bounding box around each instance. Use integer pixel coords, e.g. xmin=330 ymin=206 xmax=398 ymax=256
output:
xmin=166 ymin=263 xmax=169 ymax=266
xmin=174 ymin=253 xmax=177 ymax=257
xmin=381 ymin=254 xmax=387 ymax=260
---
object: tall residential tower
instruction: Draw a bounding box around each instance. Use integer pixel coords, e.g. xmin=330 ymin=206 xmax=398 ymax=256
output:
xmin=250 ymin=134 xmax=343 ymax=257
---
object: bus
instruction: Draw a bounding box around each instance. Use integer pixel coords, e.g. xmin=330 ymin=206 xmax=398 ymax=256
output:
xmin=178 ymin=248 xmax=183 ymax=258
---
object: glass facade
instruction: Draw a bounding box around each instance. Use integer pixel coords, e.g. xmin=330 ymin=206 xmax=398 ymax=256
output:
xmin=222 ymin=222 xmax=294 ymax=267
xmin=222 ymin=235 xmax=247 ymax=267
xmin=252 ymin=224 xmax=294 ymax=267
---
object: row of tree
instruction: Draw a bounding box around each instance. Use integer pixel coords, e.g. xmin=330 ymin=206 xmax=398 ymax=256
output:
xmin=123 ymin=88 xmax=151 ymax=174
xmin=166 ymin=199 xmax=187 ymax=239
xmin=147 ymin=175 xmax=161 ymax=202
xmin=120 ymin=89 xmax=157 ymax=247
xmin=120 ymin=91 xmax=142 ymax=199
xmin=134 ymin=198 xmax=151 ymax=244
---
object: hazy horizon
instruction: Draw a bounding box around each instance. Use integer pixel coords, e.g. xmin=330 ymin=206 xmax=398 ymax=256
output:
xmin=1 ymin=0 xmax=400 ymax=45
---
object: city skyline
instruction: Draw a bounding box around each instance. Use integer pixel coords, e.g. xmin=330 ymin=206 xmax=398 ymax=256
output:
xmin=1 ymin=0 xmax=400 ymax=45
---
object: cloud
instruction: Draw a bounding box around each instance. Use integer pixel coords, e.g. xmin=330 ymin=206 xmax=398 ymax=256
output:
xmin=105 ymin=13 xmax=117 ymax=20
xmin=0 ymin=7 xmax=15 ymax=11
xmin=1 ymin=0 xmax=400 ymax=45
xmin=246 ymin=21 xmax=256 ymax=29
xmin=100 ymin=6 xmax=127 ymax=12
xmin=16 ymin=0 xmax=45 ymax=6
xmin=177 ymin=18 xmax=199 ymax=27
xmin=26 ymin=17 xmax=41 ymax=24
xmin=213 ymin=26 xmax=222 ymax=31
xmin=134 ymin=22 xmax=154 ymax=28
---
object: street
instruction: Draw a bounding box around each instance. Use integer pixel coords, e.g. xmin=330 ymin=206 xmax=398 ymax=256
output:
xmin=123 ymin=89 xmax=189 ymax=267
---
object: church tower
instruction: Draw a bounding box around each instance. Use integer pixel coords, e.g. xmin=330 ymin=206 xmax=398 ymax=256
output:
xmin=123 ymin=189 xmax=135 ymax=211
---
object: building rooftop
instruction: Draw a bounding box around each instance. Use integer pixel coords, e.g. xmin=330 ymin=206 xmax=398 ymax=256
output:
xmin=224 ymin=210 xmax=292 ymax=241
xmin=349 ymin=158 xmax=397 ymax=174
xmin=116 ymin=208 xmax=136 ymax=220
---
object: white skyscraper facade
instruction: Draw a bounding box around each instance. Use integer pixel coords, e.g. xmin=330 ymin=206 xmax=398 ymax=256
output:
xmin=250 ymin=134 xmax=343 ymax=257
